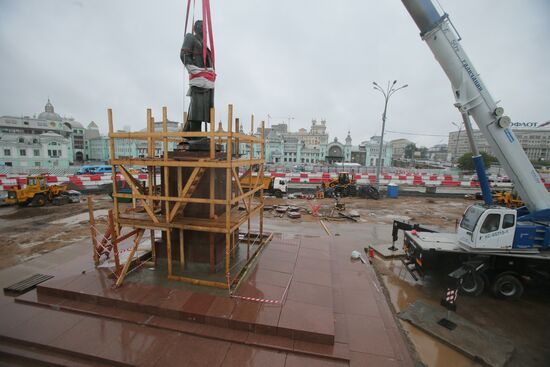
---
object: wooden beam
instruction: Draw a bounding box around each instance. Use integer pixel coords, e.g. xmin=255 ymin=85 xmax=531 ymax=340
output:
xmin=119 ymin=167 xmax=159 ymax=223
xmin=109 ymin=131 xmax=263 ymax=142
xmin=168 ymin=167 xmax=204 ymax=221
xmin=232 ymin=167 xmax=249 ymax=214
xmin=113 ymin=192 xmax=226 ymax=205
xmin=210 ymin=107 xmax=216 ymax=159
xmin=115 ymin=229 xmax=145 ymax=287
xmin=88 ymin=196 xmax=99 ymax=266
xmin=109 ymin=210 xmax=121 ymax=274
xmin=225 ymin=104 xmax=233 ymax=282
xmin=177 ymin=165 xmax=184 ymax=269
xmin=179 ymin=229 xmax=185 ymax=269
xmin=260 ymin=120 xmax=265 ymax=238
xmin=111 ymin=158 xmax=264 ymax=168
xmin=167 ymin=275 xmax=228 ymax=289
xmin=107 ymin=108 xmax=120 ymax=237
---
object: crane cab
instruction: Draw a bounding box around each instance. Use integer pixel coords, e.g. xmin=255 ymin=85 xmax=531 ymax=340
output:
xmin=458 ymin=204 xmax=517 ymax=250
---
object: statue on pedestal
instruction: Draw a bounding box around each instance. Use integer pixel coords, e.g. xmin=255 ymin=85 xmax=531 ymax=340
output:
xmin=180 ymin=20 xmax=215 ymax=149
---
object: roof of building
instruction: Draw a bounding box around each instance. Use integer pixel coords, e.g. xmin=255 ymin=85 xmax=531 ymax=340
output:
xmin=37 ymin=99 xmax=62 ymax=121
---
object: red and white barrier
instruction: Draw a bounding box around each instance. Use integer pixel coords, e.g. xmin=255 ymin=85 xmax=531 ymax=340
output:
xmin=1 ymin=172 xmax=548 ymax=191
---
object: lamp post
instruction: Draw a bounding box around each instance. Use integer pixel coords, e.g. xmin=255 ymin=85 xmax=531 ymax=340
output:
xmin=373 ymin=80 xmax=408 ymax=190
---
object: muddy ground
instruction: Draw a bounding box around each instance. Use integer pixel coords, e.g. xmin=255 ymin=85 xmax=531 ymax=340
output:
xmin=0 ymin=194 xmax=112 ymax=270
xmin=263 ymin=195 xmax=469 ymax=229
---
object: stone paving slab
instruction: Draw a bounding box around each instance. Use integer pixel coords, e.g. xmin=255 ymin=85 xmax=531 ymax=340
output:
xmin=0 ymin=232 xmax=414 ymax=366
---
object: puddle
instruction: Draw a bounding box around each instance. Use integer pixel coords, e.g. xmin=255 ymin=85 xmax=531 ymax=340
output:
xmin=377 ymin=259 xmax=476 ymax=367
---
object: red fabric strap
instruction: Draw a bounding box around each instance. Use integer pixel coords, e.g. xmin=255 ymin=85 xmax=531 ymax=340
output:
xmin=184 ymin=0 xmax=192 ymax=34
xmin=189 ymin=70 xmax=217 ymax=82
xmin=204 ymin=0 xmax=215 ymax=68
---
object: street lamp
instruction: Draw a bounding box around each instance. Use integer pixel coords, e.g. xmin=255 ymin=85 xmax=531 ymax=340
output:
xmin=451 ymin=121 xmax=463 ymax=163
xmin=372 ymin=80 xmax=408 ymax=190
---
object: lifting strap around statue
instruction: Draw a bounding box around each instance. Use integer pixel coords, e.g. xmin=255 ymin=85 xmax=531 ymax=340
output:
xmin=184 ymin=0 xmax=215 ymax=69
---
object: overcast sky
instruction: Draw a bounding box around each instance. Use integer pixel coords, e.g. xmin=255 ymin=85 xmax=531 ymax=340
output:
xmin=1 ymin=0 xmax=549 ymax=147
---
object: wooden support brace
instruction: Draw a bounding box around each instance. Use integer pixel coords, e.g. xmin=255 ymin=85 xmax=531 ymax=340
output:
xmin=115 ymin=229 xmax=145 ymax=288
xmin=119 ymin=167 xmax=159 ymax=223
xmin=232 ymin=167 xmax=250 ymax=214
xmin=168 ymin=166 xmax=205 ymax=221
xmin=88 ymin=196 xmax=99 ymax=266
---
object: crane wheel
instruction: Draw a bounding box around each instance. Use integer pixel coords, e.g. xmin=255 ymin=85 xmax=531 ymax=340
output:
xmin=460 ymin=272 xmax=485 ymax=297
xmin=491 ymin=273 xmax=524 ymax=300
xmin=32 ymin=194 xmax=47 ymax=207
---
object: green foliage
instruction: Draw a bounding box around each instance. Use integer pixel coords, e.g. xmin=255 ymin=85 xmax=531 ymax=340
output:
xmin=404 ymin=143 xmax=416 ymax=159
xmin=419 ymin=147 xmax=429 ymax=159
xmin=458 ymin=151 xmax=497 ymax=171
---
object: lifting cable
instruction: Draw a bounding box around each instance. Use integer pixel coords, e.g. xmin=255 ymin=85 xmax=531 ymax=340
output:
xmin=184 ymin=0 xmax=215 ymax=69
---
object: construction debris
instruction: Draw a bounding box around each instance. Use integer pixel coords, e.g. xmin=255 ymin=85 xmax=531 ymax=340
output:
xmin=287 ymin=211 xmax=301 ymax=219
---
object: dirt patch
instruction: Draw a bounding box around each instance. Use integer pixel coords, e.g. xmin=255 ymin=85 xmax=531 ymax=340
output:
xmin=263 ymin=196 xmax=472 ymax=228
xmin=0 ymin=207 xmax=59 ymax=220
xmin=0 ymin=194 xmax=113 ymax=270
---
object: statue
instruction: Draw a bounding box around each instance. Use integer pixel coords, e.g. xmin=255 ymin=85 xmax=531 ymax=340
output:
xmin=180 ymin=20 xmax=215 ymax=149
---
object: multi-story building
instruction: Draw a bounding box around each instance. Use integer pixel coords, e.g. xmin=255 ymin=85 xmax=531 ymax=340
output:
xmin=0 ymin=100 xmax=76 ymax=168
xmin=448 ymin=122 xmax=550 ymax=162
xmin=0 ymin=132 xmax=71 ymax=168
xmin=264 ymin=119 xmax=355 ymax=165
xmin=111 ymin=120 xmax=180 ymax=159
xmin=360 ymin=136 xmax=393 ymax=167
xmin=428 ymin=144 xmax=450 ymax=162
xmin=263 ymin=119 xmax=394 ymax=166
xmin=390 ymin=138 xmax=414 ymax=160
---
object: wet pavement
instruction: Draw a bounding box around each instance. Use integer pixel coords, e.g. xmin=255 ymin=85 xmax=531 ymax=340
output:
xmin=0 ymin=223 xmax=413 ymax=366
xmin=2 ymin=196 xmax=549 ymax=366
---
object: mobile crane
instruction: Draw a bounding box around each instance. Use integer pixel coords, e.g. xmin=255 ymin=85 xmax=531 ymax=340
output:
xmin=395 ymin=0 xmax=550 ymax=300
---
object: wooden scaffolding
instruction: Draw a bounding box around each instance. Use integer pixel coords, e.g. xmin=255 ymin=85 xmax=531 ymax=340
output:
xmin=101 ymin=104 xmax=267 ymax=289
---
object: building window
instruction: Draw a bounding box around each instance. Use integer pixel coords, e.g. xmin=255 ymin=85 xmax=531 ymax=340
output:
xmin=33 ymin=138 xmax=38 ymax=144
xmin=34 ymin=149 xmax=40 ymax=156
xmin=35 ymin=162 xmax=41 ymax=167
xmin=3 ymin=149 xmax=10 ymax=156
xmin=19 ymin=149 xmax=26 ymax=156
xmin=18 ymin=137 xmax=24 ymax=143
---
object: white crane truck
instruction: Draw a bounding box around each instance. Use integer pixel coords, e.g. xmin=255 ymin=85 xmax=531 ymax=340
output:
xmin=395 ymin=0 xmax=550 ymax=300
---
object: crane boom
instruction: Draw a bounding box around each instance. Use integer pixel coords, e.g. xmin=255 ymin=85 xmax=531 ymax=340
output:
xmin=401 ymin=0 xmax=550 ymax=213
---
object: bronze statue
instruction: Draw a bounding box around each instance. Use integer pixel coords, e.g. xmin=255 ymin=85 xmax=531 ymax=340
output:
xmin=180 ymin=20 xmax=215 ymax=148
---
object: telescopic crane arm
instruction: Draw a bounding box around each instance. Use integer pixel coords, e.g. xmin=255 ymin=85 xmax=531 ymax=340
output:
xmin=401 ymin=0 xmax=550 ymax=213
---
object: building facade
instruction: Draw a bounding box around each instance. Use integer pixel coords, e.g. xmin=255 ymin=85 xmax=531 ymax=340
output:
xmin=448 ymin=123 xmax=550 ymax=162
xmin=428 ymin=144 xmax=450 ymax=162
xmin=390 ymin=138 xmax=413 ymax=160
xmin=0 ymin=100 xmax=77 ymax=168
xmin=264 ymin=119 xmax=359 ymax=165
xmin=360 ymin=136 xmax=393 ymax=167
xmin=263 ymin=119 xmax=394 ymax=166
xmin=0 ymin=132 xmax=71 ymax=168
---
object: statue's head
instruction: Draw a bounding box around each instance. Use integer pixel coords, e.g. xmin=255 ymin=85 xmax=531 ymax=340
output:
xmin=194 ymin=20 xmax=203 ymax=37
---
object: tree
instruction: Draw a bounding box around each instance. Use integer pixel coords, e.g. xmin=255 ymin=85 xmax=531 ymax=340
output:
xmin=404 ymin=143 xmax=416 ymax=159
xmin=419 ymin=147 xmax=429 ymax=159
xmin=457 ymin=151 xmax=497 ymax=171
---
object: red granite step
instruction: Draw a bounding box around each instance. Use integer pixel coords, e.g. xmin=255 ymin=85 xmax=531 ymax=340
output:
xmin=15 ymin=290 xmax=349 ymax=362
xmin=35 ymin=235 xmax=339 ymax=347
xmin=0 ymin=339 xmax=114 ymax=367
